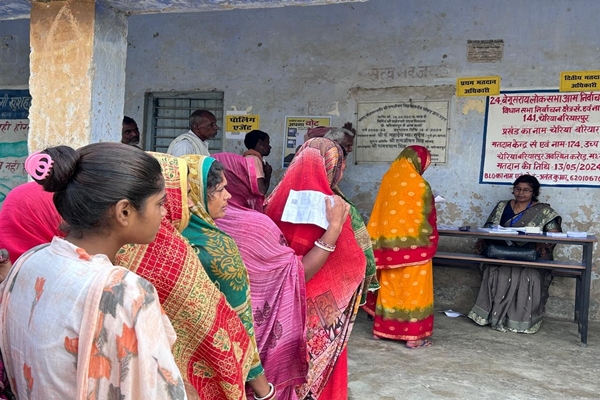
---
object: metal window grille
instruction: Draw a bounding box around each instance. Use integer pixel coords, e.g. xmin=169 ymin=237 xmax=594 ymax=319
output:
xmin=143 ymin=91 xmax=224 ymax=152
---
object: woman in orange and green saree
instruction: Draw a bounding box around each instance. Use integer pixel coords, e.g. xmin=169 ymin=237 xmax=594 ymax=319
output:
xmin=363 ymin=145 xmax=439 ymax=348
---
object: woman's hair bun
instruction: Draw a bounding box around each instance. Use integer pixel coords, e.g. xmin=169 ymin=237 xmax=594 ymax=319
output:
xmin=38 ymin=145 xmax=80 ymax=192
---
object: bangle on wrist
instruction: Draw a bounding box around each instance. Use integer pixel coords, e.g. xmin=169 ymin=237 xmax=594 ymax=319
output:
xmin=314 ymin=238 xmax=336 ymax=252
xmin=254 ymin=382 xmax=275 ymax=400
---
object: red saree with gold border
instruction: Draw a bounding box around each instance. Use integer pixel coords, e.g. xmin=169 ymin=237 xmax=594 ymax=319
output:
xmin=116 ymin=153 xmax=253 ymax=400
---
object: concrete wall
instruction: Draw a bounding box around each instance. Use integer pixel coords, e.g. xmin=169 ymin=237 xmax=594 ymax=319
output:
xmin=0 ymin=19 xmax=29 ymax=87
xmin=123 ymin=0 xmax=600 ymax=320
xmin=2 ymin=0 xmax=600 ymax=320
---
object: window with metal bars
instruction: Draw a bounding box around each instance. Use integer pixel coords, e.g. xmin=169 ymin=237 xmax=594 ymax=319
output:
xmin=143 ymin=91 xmax=224 ymax=152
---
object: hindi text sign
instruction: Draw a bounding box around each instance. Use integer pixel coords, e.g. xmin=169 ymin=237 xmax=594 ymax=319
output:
xmin=482 ymin=90 xmax=600 ymax=186
xmin=356 ymin=101 xmax=449 ymax=164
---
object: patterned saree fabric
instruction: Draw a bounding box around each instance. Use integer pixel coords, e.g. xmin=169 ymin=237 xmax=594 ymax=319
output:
xmin=264 ymin=138 xmax=366 ymax=399
xmin=1 ymin=238 xmax=185 ymax=399
xmin=213 ymin=152 xmax=308 ymax=399
xmin=363 ymin=145 xmax=439 ymax=341
xmin=115 ymin=153 xmax=253 ymax=400
xmin=214 ymin=152 xmax=265 ymax=212
xmin=181 ymin=155 xmax=264 ymax=382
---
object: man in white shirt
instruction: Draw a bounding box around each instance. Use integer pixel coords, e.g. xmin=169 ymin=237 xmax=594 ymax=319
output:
xmin=167 ymin=110 xmax=219 ymax=156
xmin=243 ymin=130 xmax=272 ymax=195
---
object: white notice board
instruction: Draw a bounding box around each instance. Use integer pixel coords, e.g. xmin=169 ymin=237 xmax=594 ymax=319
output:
xmin=481 ymin=90 xmax=600 ymax=187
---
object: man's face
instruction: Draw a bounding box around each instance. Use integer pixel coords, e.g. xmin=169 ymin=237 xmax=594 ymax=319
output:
xmin=341 ymin=133 xmax=354 ymax=154
xmin=122 ymin=122 xmax=140 ymax=145
xmin=193 ymin=114 xmax=219 ymax=141
xmin=257 ymin=137 xmax=271 ymax=157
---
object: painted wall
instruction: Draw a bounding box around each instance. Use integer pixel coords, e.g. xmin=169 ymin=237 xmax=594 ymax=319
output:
xmin=2 ymin=0 xmax=599 ymax=320
xmin=123 ymin=0 xmax=600 ymax=320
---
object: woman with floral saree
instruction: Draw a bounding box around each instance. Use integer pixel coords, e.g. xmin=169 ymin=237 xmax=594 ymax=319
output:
xmin=265 ymin=138 xmax=366 ymax=400
xmin=212 ymin=152 xmax=350 ymax=399
xmin=181 ymin=155 xmax=273 ymax=400
xmin=363 ymin=145 xmax=438 ymax=348
xmin=115 ymin=152 xmax=254 ymax=400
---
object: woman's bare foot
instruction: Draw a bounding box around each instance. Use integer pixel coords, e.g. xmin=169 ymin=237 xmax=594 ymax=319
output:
xmin=405 ymin=339 xmax=432 ymax=349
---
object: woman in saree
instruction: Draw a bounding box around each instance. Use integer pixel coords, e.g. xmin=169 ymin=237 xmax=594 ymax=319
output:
xmin=181 ymin=155 xmax=273 ymax=400
xmin=264 ymin=138 xmax=366 ymax=400
xmin=212 ymin=152 xmax=350 ymax=399
xmin=115 ymin=152 xmax=255 ymax=400
xmin=363 ymin=145 xmax=438 ymax=349
xmin=468 ymin=174 xmax=562 ymax=333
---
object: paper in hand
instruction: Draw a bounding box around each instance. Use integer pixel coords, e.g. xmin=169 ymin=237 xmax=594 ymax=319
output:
xmin=281 ymin=190 xmax=330 ymax=229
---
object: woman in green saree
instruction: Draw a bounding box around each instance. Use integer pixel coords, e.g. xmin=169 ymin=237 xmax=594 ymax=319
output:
xmin=468 ymin=175 xmax=562 ymax=333
xmin=181 ymin=155 xmax=273 ymax=400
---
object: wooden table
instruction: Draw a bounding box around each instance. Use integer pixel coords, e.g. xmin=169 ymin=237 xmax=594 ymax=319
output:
xmin=434 ymin=229 xmax=597 ymax=346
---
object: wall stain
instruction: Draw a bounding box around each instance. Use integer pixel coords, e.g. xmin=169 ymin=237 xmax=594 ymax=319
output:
xmin=462 ymin=99 xmax=485 ymax=114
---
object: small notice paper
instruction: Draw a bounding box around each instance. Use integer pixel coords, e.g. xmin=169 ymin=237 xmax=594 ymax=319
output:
xmin=281 ymin=190 xmax=331 ymax=229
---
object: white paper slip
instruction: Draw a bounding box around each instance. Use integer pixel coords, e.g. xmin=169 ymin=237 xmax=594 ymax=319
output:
xmin=434 ymin=195 xmax=447 ymax=203
xmin=567 ymin=231 xmax=588 ymax=238
xmin=546 ymin=232 xmax=568 ymax=238
xmin=510 ymin=226 xmax=541 ymax=234
xmin=437 ymin=309 xmax=463 ymax=318
xmin=281 ymin=189 xmax=330 ymax=229
xmin=477 ymin=227 xmax=517 ymax=234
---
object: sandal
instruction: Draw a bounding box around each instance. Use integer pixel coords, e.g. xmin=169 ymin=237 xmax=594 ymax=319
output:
xmin=405 ymin=339 xmax=432 ymax=349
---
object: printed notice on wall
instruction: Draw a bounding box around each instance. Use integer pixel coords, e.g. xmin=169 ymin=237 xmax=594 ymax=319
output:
xmin=282 ymin=116 xmax=331 ymax=168
xmin=0 ymin=89 xmax=30 ymax=204
xmin=356 ymin=101 xmax=449 ymax=164
xmin=481 ymin=90 xmax=600 ymax=187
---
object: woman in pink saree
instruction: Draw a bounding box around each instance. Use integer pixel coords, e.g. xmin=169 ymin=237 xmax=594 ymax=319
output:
xmin=212 ymin=152 xmax=349 ymax=399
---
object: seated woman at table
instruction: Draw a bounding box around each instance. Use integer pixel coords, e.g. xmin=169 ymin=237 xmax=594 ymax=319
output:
xmin=468 ymin=174 xmax=562 ymax=334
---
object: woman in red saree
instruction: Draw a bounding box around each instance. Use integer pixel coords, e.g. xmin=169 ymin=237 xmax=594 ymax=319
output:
xmin=265 ymin=138 xmax=366 ymax=399
xmin=0 ymin=181 xmax=64 ymax=263
xmin=363 ymin=145 xmax=438 ymax=348
xmin=115 ymin=153 xmax=254 ymax=399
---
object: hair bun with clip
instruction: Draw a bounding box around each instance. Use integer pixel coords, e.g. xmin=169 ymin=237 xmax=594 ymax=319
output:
xmin=25 ymin=150 xmax=54 ymax=180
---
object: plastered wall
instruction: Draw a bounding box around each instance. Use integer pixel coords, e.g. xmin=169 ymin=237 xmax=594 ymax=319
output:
xmin=123 ymin=0 xmax=600 ymax=320
xmin=2 ymin=0 xmax=600 ymax=319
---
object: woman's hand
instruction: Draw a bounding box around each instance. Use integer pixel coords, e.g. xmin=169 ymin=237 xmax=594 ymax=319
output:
xmin=325 ymin=195 xmax=350 ymax=233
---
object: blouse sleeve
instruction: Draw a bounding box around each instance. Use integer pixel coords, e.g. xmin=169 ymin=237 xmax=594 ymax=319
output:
xmin=98 ymin=269 xmax=187 ymax=400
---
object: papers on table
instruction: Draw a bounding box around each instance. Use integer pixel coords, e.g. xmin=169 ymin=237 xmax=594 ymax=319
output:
xmin=281 ymin=190 xmax=331 ymax=229
xmin=477 ymin=225 xmax=541 ymax=234
xmin=546 ymin=232 xmax=568 ymax=238
xmin=567 ymin=231 xmax=588 ymax=238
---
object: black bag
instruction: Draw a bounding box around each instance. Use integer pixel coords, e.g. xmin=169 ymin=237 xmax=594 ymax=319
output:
xmin=484 ymin=244 xmax=537 ymax=262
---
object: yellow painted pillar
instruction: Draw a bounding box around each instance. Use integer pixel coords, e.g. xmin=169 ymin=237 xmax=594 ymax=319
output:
xmin=28 ymin=0 xmax=128 ymax=151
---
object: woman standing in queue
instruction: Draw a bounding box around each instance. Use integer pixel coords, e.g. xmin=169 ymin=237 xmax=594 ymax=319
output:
xmin=116 ymin=152 xmax=256 ymax=400
xmin=363 ymin=145 xmax=438 ymax=349
xmin=181 ymin=155 xmax=274 ymax=400
xmin=265 ymin=138 xmax=366 ymax=400
xmin=212 ymin=152 xmax=350 ymax=399
xmin=0 ymin=143 xmax=186 ymax=399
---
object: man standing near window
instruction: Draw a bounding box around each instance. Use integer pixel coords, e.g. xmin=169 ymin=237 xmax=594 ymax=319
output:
xmin=167 ymin=110 xmax=219 ymax=156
